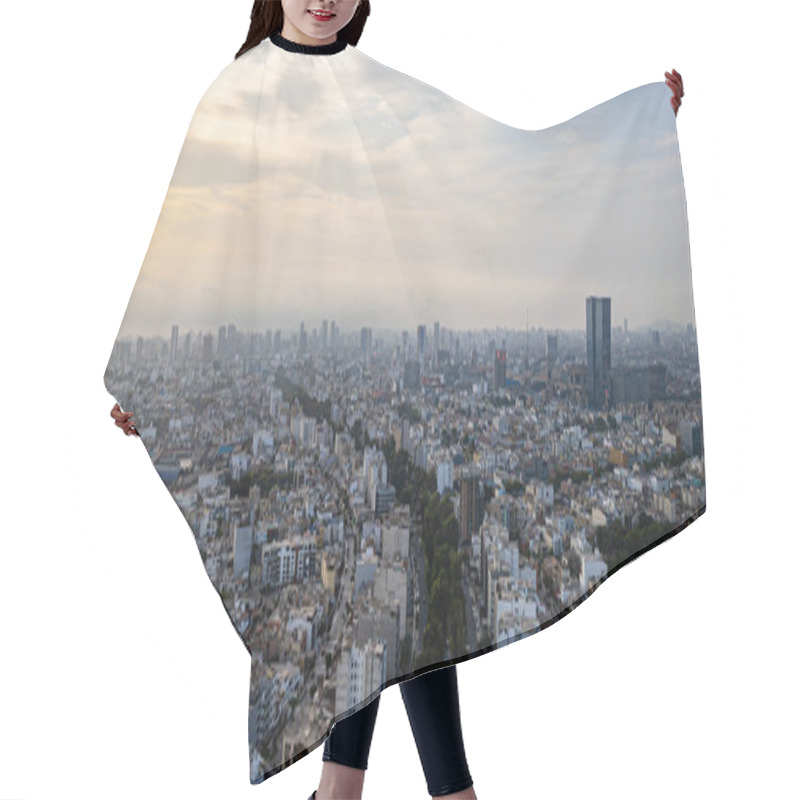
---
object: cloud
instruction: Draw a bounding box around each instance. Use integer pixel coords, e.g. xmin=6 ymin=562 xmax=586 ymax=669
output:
xmin=114 ymin=43 xmax=694 ymax=339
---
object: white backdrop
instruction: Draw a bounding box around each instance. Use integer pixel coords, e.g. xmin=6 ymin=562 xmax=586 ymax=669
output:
xmin=1 ymin=1 xmax=795 ymax=799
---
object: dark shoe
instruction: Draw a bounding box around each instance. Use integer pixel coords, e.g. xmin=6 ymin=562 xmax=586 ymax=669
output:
xmin=307 ymin=792 xmax=317 ymax=800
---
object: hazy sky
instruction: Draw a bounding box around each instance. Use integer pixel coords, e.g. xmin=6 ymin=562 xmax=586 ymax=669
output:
xmin=114 ymin=39 xmax=696 ymax=341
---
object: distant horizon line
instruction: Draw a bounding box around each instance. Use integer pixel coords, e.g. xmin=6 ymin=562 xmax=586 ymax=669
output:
xmin=115 ymin=318 xmax=695 ymax=342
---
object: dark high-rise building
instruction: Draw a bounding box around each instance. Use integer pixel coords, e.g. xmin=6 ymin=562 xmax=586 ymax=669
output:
xmin=679 ymin=419 xmax=704 ymax=457
xmin=526 ymin=310 xmax=530 ymax=369
xmin=360 ymin=326 xmax=372 ymax=365
xmin=170 ymin=324 xmax=179 ymax=363
xmin=546 ymin=334 xmax=558 ymax=381
xmin=218 ymin=325 xmax=227 ymax=357
xmin=586 ymin=296 xmax=611 ymax=410
xmin=417 ymin=324 xmax=426 ymax=363
xmin=493 ymin=349 xmax=507 ymax=390
xmin=299 ymin=321 xmax=307 ymax=355
xmin=321 ymin=319 xmax=328 ymax=350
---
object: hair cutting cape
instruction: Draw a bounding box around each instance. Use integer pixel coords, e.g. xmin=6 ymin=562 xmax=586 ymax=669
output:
xmin=103 ymin=32 xmax=706 ymax=784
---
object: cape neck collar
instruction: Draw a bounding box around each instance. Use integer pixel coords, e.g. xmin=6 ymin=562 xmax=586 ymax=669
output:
xmin=269 ymin=31 xmax=348 ymax=56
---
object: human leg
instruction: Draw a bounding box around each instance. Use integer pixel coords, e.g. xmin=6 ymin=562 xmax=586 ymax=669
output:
xmin=399 ymin=665 xmax=476 ymax=798
xmin=315 ymin=692 xmax=382 ymax=800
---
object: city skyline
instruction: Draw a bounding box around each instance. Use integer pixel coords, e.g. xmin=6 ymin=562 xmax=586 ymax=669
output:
xmin=113 ymin=311 xmax=694 ymax=345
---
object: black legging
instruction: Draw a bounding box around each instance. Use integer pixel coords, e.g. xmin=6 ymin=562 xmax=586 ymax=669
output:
xmin=323 ymin=664 xmax=473 ymax=797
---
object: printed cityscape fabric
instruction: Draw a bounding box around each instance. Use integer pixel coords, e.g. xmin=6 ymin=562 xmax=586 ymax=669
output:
xmin=103 ymin=36 xmax=706 ymax=784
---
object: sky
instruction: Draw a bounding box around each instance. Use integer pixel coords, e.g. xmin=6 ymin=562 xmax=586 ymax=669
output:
xmin=113 ymin=37 xmax=696 ymax=341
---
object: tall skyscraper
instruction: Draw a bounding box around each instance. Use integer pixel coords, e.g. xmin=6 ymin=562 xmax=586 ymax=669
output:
xmin=417 ymin=324 xmax=426 ymax=364
xmin=360 ymin=326 xmax=372 ymax=365
xmin=170 ymin=324 xmax=179 ymax=363
xmin=299 ymin=321 xmax=307 ymax=355
xmin=218 ymin=325 xmax=227 ymax=357
xmin=434 ymin=321 xmax=440 ymax=368
xmin=526 ymin=308 xmax=530 ymax=369
xmin=546 ymin=334 xmax=558 ymax=381
xmin=321 ymin=319 xmax=329 ymax=350
xmin=493 ymin=349 xmax=507 ymax=390
xmin=586 ymin=296 xmax=611 ymax=410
